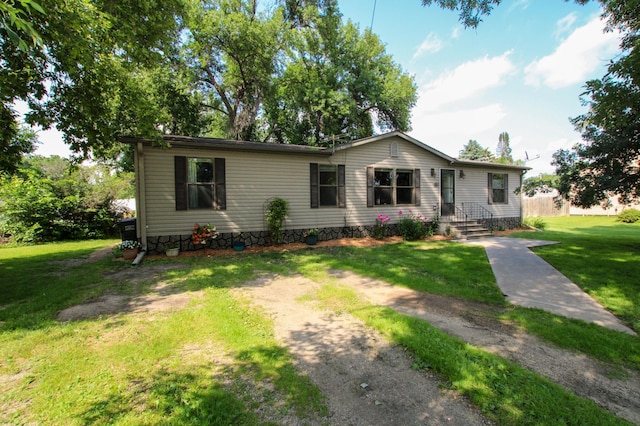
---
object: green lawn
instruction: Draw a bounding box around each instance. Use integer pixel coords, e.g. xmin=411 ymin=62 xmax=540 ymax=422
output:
xmin=510 ymin=216 xmax=640 ymax=331
xmin=0 ymin=219 xmax=638 ymax=425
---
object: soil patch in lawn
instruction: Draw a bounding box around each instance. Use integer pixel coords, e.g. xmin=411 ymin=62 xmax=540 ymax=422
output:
xmin=57 ymin=264 xmax=191 ymax=322
xmin=59 ymin=235 xmax=640 ymax=424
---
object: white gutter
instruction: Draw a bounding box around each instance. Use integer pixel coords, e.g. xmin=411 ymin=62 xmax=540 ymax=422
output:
xmin=136 ymin=142 xmax=148 ymax=257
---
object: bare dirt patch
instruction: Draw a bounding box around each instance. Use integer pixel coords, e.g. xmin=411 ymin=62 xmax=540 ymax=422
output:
xmin=235 ymin=275 xmax=492 ymax=425
xmin=57 ymin=264 xmax=193 ymax=322
xmin=59 ymin=237 xmax=640 ymax=424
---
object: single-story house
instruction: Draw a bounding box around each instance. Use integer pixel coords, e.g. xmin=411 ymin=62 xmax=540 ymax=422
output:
xmin=120 ymin=131 xmax=530 ymax=253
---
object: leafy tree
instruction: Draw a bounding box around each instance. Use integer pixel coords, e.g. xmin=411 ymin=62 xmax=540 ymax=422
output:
xmin=0 ymin=123 xmax=38 ymax=175
xmin=553 ymin=1 xmax=640 ymax=207
xmin=1 ymin=0 xmax=189 ymax=162
xmin=0 ymin=0 xmax=44 ymax=50
xmin=516 ymin=173 xmax=560 ymax=197
xmin=496 ymin=131 xmax=513 ymax=164
xmin=0 ymin=157 xmax=134 ymax=242
xmin=458 ymin=139 xmax=493 ymax=160
xmin=263 ymin=1 xmax=416 ymax=145
xmin=185 ymin=0 xmax=288 ymax=141
xmin=421 ymin=0 xmax=638 ymax=207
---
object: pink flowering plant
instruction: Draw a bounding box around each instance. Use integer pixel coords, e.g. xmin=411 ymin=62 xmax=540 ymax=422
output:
xmin=397 ymin=209 xmax=437 ymax=241
xmin=371 ymin=213 xmax=390 ymax=239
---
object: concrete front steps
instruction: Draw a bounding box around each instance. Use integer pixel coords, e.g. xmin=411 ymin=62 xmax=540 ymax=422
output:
xmin=449 ymin=221 xmax=493 ymax=239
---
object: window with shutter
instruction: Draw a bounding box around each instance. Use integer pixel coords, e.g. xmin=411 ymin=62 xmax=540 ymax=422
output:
xmin=174 ymin=156 xmax=226 ymax=210
xmin=369 ymin=167 xmax=421 ymax=206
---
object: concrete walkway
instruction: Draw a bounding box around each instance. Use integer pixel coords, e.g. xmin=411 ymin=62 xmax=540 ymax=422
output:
xmin=466 ymin=237 xmax=636 ymax=335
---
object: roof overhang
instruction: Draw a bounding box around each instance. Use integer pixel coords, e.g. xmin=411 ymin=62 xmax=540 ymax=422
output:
xmin=119 ymin=135 xmax=332 ymax=157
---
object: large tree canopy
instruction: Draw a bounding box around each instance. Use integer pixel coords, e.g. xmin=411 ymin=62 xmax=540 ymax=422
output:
xmin=423 ymin=0 xmax=638 ymax=207
xmin=2 ymin=0 xmax=416 ymax=169
xmin=553 ymin=1 xmax=640 ymax=207
xmin=1 ymin=0 xmax=194 ymax=161
xmin=186 ymin=0 xmax=416 ymax=144
xmin=263 ymin=3 xmax=416 ymax=145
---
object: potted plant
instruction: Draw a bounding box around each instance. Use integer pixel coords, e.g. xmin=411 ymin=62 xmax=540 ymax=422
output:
xmin=304 ymin=228 xmax=319 ymax=245
xmin=191 ymin=223 xmax=218 ymax=248
xmin=165 ymin=243 xmax=180 ymax=257
xmin=119 ymin=240 xmax=141 ymax=260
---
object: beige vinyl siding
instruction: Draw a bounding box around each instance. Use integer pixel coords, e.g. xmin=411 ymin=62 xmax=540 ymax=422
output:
xmin=333 ymin=135 xmax=446 ymax=226
xmin=140 ymin=134 xmax=524 ymax=237
xmin=143 ymin=147 xmax=333 ymax=237
xmin=454 ymin=167 xmax=522 ymax=217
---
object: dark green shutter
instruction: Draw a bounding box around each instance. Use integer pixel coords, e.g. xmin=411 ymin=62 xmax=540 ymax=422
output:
xmin=414 ymin=168 xmax=421 ymax=206
xmin=310 ymin=163 xmax=319 ymax=208
xmin=215 ymin=158 xmax=226 ymax=210
xmin=175 ymin=156 xmax=188 ymax=211
xmin=488 ymin=173 xmax=493 ymax=204
xmin=366 ymin=166 xmax=374 ymax=207
xmin=338 ymin=165 xmax=346 ymax=208
xmin=504 ymin=173 xmax=509 ymax=204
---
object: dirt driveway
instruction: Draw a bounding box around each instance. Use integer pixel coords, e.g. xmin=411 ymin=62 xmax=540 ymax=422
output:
xmin=60 ymin=240 xmax=640 ymax=424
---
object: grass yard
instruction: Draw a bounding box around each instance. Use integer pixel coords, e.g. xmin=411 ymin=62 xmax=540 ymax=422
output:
xmin=0 ymin=243 xmax=326 ymax=425
xmin=512 ymin=216 xmax=640 ymax=330
xmin=0 ymin=217 xmax=638 ymax=425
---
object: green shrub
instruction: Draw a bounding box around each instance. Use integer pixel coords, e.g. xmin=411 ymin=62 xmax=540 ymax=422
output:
xmin=265 ymin=197 xmax=289 ymax=244
xmin=397 ymin=210 xmax=438 ymax=241
xmin=617 ymin=208 xmax=640 ymax=223
xmin=523 ymin=216 xmax=546 ymax=230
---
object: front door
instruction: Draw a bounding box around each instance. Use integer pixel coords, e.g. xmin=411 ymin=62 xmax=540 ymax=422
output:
xmin=441 ymin=169 xmax=455 ymax=216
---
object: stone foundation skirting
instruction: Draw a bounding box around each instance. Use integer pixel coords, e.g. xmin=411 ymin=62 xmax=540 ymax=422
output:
xmin=145 ymin=225 xmax=397 ymax=254
xmin=144 ymin=218 xmax=521 ymax=254
xmin=483 ymin=216 xmax=522 ymax=231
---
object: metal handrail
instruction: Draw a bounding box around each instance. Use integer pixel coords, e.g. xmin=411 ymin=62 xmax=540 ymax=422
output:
xmin=460 ymin=202 xmax=494 ymax=230
xmin=453 ymin=205 xmax=469 ymax=235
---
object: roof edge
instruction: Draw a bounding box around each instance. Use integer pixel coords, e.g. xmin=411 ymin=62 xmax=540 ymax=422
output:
xmin=119 ymin=135 xmax=332 ymax=156
xmin=333 ymin=131 xmax=457 ymax=163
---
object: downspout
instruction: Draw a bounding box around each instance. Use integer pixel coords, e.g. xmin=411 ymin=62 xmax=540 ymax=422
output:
xmin=519 ymin=171 xmax=525 ymax=223
xmin=133 ymin=142 xmax=147 ymax=265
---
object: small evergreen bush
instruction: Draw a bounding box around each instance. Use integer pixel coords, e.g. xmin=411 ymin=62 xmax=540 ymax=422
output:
xmin=617 ymin=208 xmax=640 ymax=223
xmin=523 ymin=216 xmax=546 ymax=230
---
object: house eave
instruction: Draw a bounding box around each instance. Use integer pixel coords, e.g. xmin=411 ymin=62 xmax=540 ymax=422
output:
xmin=453 ymin=158 xmax=531 ymax=171
xmin=333 ymin=131 xmax=457 ymax=163
xmin=119 ymin=135 xmax=333 ymax=157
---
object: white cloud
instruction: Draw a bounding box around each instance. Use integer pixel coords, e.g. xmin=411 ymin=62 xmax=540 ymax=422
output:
xmin=417 ymin=51 xmax=516 ymax=112
xmin=524 ymin=16 xmax=620 ymax=89
xmin=412 ymin=32 xmax=443 ymax=59
xmin=410 ymin=103 xmax=507 ymax=152
xmin=555 ymin=12 xmax=577 ymax=39
xmin=451 ymin=26 xmax=462 ymax=39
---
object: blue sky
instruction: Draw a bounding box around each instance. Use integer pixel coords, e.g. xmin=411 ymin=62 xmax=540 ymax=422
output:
xmin=339 ymin=0 xmax=621 ymax=175
xmin=31 ymin=0 xmax=620 ymax=177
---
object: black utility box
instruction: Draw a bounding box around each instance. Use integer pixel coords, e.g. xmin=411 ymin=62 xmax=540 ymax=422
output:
xmin=119 ymin=218 xmax=137 ymax=241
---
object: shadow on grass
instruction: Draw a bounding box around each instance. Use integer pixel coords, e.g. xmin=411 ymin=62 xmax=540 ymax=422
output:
xmin=80 ymin=368 xmax=257 ymax=425
xmin=79 ymin=344 xmax=326 ymax=425
xmin=285 ymin=242 xmax=504 ymax=304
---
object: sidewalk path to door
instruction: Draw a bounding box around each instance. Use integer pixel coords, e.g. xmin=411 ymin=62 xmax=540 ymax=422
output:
xmin=465 ymin=237 xmax=636 ymax=335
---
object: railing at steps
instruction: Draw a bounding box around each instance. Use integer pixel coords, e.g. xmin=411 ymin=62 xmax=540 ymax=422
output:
xmin=453 ymin=203 xmax=494 ymax=236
